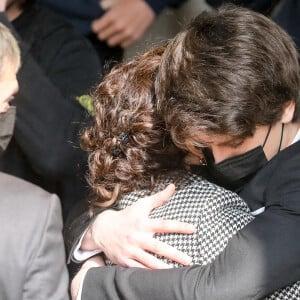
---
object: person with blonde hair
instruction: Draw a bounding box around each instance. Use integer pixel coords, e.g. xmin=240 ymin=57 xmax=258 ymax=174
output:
xmin=0 ymin=22 xmax=69 ymax=300
xmin=0 ymin=0 xmax=101 ymax=220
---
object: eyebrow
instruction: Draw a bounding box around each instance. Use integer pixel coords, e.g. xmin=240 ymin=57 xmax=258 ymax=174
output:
xmin=195 ymin=136 xmax=244 ymax=148
xmin=218 ymin=138 xmax=244 ymax=148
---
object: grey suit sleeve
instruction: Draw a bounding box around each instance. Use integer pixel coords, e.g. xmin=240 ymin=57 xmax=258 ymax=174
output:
xmin=23 ymin=194 xmax=69 ymax=300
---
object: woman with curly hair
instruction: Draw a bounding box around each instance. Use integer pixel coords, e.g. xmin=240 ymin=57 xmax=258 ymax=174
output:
xmin=70 ymin=5 xmax=300 ymax=299
xmin=82 ymin=45 xmax=253 ymax=259
xmin=69 ymin=45 xmax=257 ymax=298
xmin=71 ymin=42 xmax=300 ymax=299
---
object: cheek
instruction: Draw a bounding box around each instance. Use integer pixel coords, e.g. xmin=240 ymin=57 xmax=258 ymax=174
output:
xmin=0 ymin=86 xmax=15 ymax=113
xmin=0 ymin=103 xmax=9 ymax=113
xmin=0 ymin=92 xmax=7 ymax=112
xmin=210 ymin=150 xmax=225 ymax=164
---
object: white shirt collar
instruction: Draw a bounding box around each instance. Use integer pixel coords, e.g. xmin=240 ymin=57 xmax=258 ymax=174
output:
xmin=291 ymin=128 xmax=300 ymax=144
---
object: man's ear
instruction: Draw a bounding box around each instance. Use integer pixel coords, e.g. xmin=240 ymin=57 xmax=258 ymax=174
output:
xmin=281 ymin=101 xmax=295 ymax=123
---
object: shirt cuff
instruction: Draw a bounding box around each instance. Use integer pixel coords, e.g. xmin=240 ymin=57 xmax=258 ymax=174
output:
xmin=73 ymin=228 xmax=102 ymax=262
xmin=76 ymin=271 xmax=86 ymax=300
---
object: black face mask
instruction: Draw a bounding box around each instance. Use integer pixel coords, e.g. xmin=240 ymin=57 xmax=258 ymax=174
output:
xmin=0 ymin=106 xmax=16 ymax=155
xmin=203 ymin=146 xmax=268 ymax=192
xmin=203 ymin=125 xmax=283 ymax=192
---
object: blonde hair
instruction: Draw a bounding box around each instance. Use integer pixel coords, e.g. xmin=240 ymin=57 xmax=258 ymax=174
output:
xmin=0 ymin=23 xmax=21 ymax=73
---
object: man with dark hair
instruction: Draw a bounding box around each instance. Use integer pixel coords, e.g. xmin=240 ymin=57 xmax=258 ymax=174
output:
xmin=69 ymin=5 xmax=300 ymax=299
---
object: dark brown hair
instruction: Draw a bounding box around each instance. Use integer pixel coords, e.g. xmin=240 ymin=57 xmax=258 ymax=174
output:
xmin=156 ymin=5 xmax=300 ymax=149
xmin=81 ymin=46 xmax=186 ymax=207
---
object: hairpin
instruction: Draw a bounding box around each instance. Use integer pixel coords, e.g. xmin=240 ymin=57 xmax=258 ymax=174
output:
xmin=112 ymin=147 xmax=122 ymax=158
xmin=112 ymin=132 xmax=130 ymax=158
xmin=119 ymin=132 xmax=130 ymax=144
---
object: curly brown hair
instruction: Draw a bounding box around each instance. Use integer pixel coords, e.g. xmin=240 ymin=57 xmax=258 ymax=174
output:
xmin=81 ymin=46 xmax=186 ymax=208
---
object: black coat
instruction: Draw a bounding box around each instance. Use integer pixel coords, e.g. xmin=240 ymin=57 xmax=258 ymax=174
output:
xmin=66 ymin=140 xmax=300 ymax=299
xmin=0 ymin=5 xmax=102 ymax=219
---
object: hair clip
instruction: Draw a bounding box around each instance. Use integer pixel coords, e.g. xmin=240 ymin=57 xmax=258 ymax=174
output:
xmin=112 ymin=132 xmax=130 ymax=158
xmin=112 ymin=147 xmax=122 ymax=158
xmin=119 ymin=132 xmax=130 ymax=144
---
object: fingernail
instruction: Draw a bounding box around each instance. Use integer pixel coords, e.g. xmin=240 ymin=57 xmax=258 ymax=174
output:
xmin=182 ymin=255 xmax=193 ymax=265
xmin=187 ymin=224 xmax=196 ymax=232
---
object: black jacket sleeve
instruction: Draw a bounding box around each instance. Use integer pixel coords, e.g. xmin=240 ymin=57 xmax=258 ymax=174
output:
xmin=78 ymin=143 xmax=300 ymax=299
xmin=0 ymin=11 xmax=101 ymax=178
xmin=145 ymin=0 xmax=188 ymax=15
xmin=81 ymin=206 xmax=300 ymax=299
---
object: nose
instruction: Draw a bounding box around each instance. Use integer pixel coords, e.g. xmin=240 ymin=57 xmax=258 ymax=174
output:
xmin=14 ymin=79 xmax=19 ymax=95
xmin=210 ymin=147 xmax=222 ymax=164
xmin=9 ymin=79 xmax=19 ymax=103
xmin=210 ymin=146 xmax=233 ymax=164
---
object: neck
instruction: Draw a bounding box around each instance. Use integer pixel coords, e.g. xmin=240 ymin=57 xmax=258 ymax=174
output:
xmin=282 ymin=121 xmax=300 ymax=148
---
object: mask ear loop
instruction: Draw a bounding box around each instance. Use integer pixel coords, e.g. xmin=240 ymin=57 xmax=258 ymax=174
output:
xmin=262 ymin=125 xmax=272 ymax=148
xmin=277 ymin=123 xmax=284 ymax=153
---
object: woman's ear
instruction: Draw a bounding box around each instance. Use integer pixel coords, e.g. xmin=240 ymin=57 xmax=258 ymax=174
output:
xmin=185 ymin=141 xmax=205 ymax=166
xmin=184 ymin=152 xmax=203 ymax=165
xmin=281 ymin=101 xmax=295 ymax=123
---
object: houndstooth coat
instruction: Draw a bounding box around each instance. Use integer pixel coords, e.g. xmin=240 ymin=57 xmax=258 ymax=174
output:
xmin=110 ymin=172 xmax=300 ymax=299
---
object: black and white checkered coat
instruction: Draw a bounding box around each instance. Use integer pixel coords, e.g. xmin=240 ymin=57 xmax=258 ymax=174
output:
xmin=112 ymin=173 xmax=300 ymax=299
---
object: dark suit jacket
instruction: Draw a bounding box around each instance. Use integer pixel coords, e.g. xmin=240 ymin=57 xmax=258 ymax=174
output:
xmin=68 ymin=140 xmax=300 ymax=299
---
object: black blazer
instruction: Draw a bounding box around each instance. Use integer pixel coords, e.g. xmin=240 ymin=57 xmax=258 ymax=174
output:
xmin=0 ymin=6 xmax=101 ymax=219
xmin=67 ymin=140 xmax=300 ymax=299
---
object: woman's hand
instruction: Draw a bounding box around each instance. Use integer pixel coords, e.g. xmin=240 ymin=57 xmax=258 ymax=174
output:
xmin=82 ymin=184 xmax=195 ymax=268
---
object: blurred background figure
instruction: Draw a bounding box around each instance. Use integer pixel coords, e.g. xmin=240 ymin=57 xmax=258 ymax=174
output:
xmin=206 ymin=0 xmax=279 ymax=14
xmin=0 ymin=0 xmax=102 ymax=220
xmin=206 ymin=0 xmax=300 ymax=51
xmin=0 ymin=21 xmax=69 ymax=300
xmin=38 ymin=0 xmax=189 ymax=68
xmin=104 ymin=0 xmax=300 ymax=62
